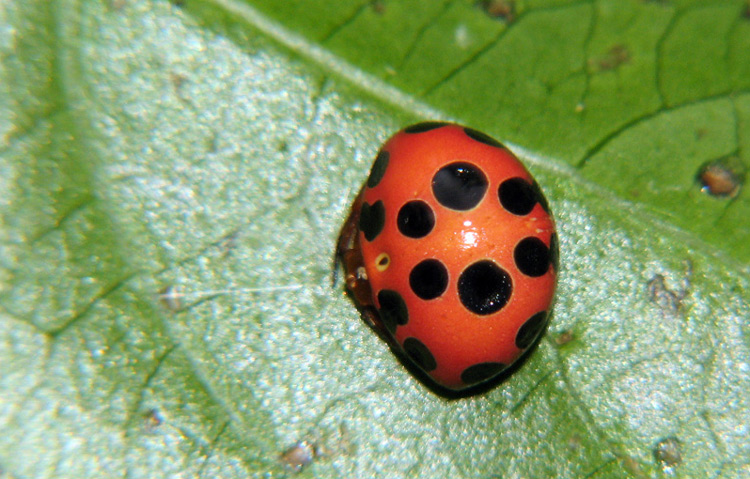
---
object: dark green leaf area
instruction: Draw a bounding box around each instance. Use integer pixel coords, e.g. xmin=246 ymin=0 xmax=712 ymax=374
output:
xmin=246 ymin=0 xmax=750 ymax=264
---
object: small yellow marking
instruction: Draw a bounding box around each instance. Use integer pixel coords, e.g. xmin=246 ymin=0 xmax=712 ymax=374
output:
xmin=375 ymin=253 xmax=390 ymax=272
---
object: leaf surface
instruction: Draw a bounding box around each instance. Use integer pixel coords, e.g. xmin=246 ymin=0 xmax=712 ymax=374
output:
xmin=0 ymin=1 xmax=748 ymax=478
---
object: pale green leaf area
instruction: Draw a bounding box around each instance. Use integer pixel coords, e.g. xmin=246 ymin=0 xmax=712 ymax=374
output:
xmin=0 ymin=1 xmax=748 ymax=479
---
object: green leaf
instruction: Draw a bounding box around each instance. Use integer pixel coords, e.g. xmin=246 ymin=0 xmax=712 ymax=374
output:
xmin=1 ymin=1 xmax=748 ymax=478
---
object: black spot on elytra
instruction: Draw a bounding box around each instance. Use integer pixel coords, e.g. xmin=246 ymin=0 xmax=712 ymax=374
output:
xmin=457 ymin=261 xmax=512 ymax=315
xmin=432 ymin=162 xmax=488 ymax=211
xmin=377 ymin=290 xmax=409 ymax=334
xmin=359 ymin=200 xmax=385 ymax=242
xmin=515 ymin=311 xmax=548 ymax=350
xmin=397 ymin=201 xmax=435 ymax=238
xmin=464 ymin=127 xmax=505 ymax=149
xmin=409 ymin=259 xmax=448 ymax=300
xmin=403 ymin=337 xmax=437 ymax=371
xmin=460 ymin=362 xmax=506 ymax=385
xmin=366 ymin=150 xmax=390 ymax=188
xmin=514 ymin=237 xmax=550 ymax=277
xmin=403 ymin=121 xmax=450 ymax=133
xmin=498 ymin=177 xmax=538 ymax=216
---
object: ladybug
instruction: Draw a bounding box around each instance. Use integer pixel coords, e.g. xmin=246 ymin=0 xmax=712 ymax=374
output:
xmin=336 ymin=122 xmax=558 ymax=392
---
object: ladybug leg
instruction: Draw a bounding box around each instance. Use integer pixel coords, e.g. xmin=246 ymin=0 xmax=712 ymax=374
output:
xmin=331 ymin=201 xmax=362 ymax=288
xmin=334 ymin=188 xmax=363 ymax=257
xmin=331 ymin=191 xmax=362 ymax=288
xmin=334 ymin=189 xmax=390 ymax=337
xmin=334 ymin=189 xmax=375 ymax=308
xmin=331 ymin=189 xmax=362 ymax=288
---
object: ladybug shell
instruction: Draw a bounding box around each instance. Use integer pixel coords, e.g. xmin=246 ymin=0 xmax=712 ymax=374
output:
xmin=358 ymin=123 xmax=557 ymax=391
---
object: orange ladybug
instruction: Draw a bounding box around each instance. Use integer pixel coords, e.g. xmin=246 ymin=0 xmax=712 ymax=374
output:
xmin=337 ymin=122 xmax=557 ymax=392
